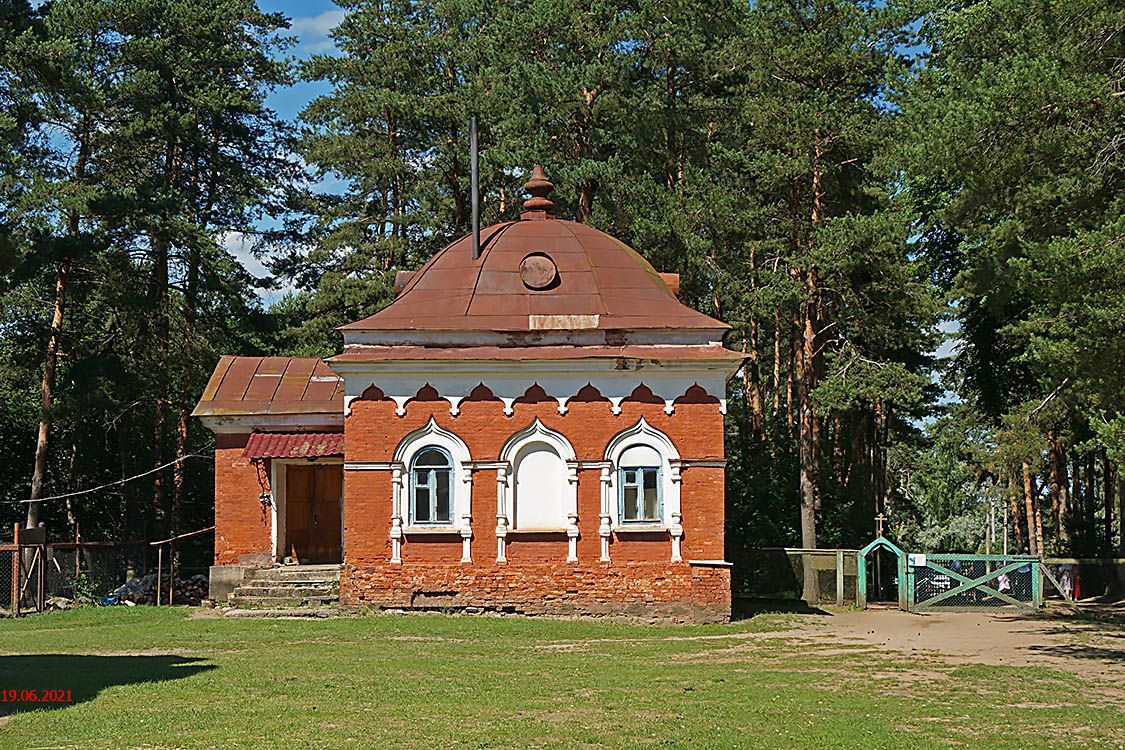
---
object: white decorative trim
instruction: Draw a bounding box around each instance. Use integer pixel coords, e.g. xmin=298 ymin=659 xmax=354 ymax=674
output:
xmin=604 ymin=418 xmax=682 ymax=562
xmin=499 ymin=420 xmax=579 ymax=553
xmin=460 ymin=515 xmax=473 ymax=562
xmin=670 ymin=512 xmax=683 ymax=562
xmin=392 ymin=417 xmax=473 ymax=550
xmin=671 ymin=458 xmax=728 ymax=469
xmin=390 ymin=465 xmax=403 ymax=562
xmin=447 ymin=396 xmax=464 ymax=416
xmin=345 ymin=461 xmax=399 ymax=471
xmin=687 ymin=559 xmax=733 ymax=568
xmin=599 ymin=466 xmax=612 ymax=562
xmin=329 ymin=359 xmax=734 ymax=420
xmin=495 ymin=466 xmax=508 ymax=563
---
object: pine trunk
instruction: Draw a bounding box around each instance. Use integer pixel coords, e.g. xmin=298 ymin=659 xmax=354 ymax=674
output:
xmin=1023 ymin=461 xmax=1039 ymax=555
xmin=27 ymin=258 xmax=70 ymax=529
xmin=1102 ymin=449 xmax=1114 ymax=555
xmin=1048 ymin=435 xmax=1069 ymax=551
xmin=1008 ymin=470 xmax=1024 ymax=553
xmin=27 ymin=117 xmax=91 ymax=526
xmin=795 ymin=271 xmax=819 ymax=602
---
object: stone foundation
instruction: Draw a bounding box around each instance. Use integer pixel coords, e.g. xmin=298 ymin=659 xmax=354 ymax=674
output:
xmin=340 ymin=560 xmax=731 ymax=623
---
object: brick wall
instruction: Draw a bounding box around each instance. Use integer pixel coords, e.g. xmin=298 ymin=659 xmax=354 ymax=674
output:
xmin=213 ymin=433 xmax=272 ymax=566
xmin=339 ymin=387 xmax=730 ymax=620
xmin=341 ymin=561 xmax=731 ymax=623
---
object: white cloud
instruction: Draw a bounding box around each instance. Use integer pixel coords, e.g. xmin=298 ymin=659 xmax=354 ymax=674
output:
xmin=290 ymin=10 xmax=346 ymax=54
xmin=221 ymin=231 xmax=293 ymax=305
xmin=222 ymin=231 xmax=269 ymax=279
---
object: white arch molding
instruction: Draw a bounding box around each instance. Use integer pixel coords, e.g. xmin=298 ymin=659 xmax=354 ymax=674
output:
xmin=390 ymin=416 xmax=474 ymax=562
xmin=603 ymin=417 xmax=683 ymax=562
xmin=497 ymin=419 xmax=580 ymax=562
xmin=336 ymin=366 xmax=730 ymax=419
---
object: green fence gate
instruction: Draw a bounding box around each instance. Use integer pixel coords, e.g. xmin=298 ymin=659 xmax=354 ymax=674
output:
xmin=857 ymin=537 xmax=1042 ymax=612
xmin=907 ymin=553 xmax=1040 ymax=611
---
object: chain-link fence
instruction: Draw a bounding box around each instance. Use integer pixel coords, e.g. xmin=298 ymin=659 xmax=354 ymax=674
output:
xmin=0 ymin=547 xmax=13 ymax=615
xmin=43 ymin=543 xmax=152 ymax=603
xmin=738 ymin=548 xmax=859 ymax=606
xmin=909 ymin=554 xmax=1038 ymax=611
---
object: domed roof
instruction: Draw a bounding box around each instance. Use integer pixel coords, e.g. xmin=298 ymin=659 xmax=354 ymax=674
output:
xmin=340 ymin=168 xmax=727 ymax=336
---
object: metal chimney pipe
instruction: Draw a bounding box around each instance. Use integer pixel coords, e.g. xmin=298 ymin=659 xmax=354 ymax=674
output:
xmin=470 ymin=116 xmax=480 ymax=260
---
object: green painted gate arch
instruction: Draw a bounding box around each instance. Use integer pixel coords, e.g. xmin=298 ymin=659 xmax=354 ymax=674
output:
xmin=856 ymin=536 xmax=907 ymax=610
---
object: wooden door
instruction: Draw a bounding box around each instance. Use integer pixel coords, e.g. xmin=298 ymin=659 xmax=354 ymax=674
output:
xmin=285 ymin=464 xmax=342 ymax=564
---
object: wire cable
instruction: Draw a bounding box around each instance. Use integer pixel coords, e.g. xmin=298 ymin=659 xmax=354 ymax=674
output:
xmin=6 ymin=453 xmax=212 ymax=505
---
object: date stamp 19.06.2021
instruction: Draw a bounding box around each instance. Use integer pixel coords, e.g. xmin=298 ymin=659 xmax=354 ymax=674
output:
xmin=2 ymin=689 xmax=73 ymax=704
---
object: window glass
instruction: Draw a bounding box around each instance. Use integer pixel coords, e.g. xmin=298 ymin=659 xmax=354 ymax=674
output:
xmin=415 ymin=448 xmax=450 ymax=467
xmin=623 ymin=485 xmax=639 ymax=520
xmin=411 ymin=446 xmax=452 ymax=524
xmin=414 ymin=483 xmax=431 ymax=522
xmin=618 ymin=447 xmax=662 ymax=523
xmin=642 ymin=469 xmax=659 ymax=519
xmin=435 ymin=470 xmax=450 ymax=521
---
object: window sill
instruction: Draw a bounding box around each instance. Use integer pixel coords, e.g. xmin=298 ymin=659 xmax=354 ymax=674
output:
xmin=506 ymin=528 xmax=569 ymax=535
xmin=614 ymin=525 xmax=669 ymax=534
xmin=403 ymin=526 xmax=463 ymax=536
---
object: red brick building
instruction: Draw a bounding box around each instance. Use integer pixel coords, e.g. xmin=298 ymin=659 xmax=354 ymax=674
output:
xmin=194 ymin=168 xmax=742 ymax=622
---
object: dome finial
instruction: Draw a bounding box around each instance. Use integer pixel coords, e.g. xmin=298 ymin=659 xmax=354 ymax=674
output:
xmin=521 ymin=165 xmax=555 ymax=219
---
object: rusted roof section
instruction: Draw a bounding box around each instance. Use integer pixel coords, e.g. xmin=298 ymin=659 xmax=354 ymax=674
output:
xmin=192 ymin=356 xmax=343 ymax=418
xmin=339 ymin=215 xmax=728 ymax=334
xmin=242 ymin=431 xmax=344 ymax=458
xmin=329 ymin=344 xmax=745 ymax=364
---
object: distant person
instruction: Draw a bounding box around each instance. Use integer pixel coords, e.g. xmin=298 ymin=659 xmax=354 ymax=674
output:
xmin=1059 ymin=565 xmax=1074 ymax=600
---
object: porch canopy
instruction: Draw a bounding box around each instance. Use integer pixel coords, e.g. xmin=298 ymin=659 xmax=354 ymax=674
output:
xmin=242 ymin=431 xmax=344 ymax=459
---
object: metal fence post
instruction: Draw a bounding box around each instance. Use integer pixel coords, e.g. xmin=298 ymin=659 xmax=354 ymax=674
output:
xmin=36 ymin=543 xmax=45 ymax=612
xmin=835 ymin=550 xmax=844 ymax=606
xmin=1031 ymin=559 xmax=1042 ymax=608
xmin=856 ymin=553 xmax=867 ymax=609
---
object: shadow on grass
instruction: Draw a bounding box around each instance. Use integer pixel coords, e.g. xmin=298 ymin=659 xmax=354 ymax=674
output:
xmin=732 ymin=597 xmax=831 ymax=621
xmin=0 ymin=655 xmax=214 ymax=717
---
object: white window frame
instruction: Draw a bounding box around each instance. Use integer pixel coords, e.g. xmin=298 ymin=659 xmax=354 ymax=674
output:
xmin=603 ymin=418 xmax=681 ymax=530
xmin=393 ymin=417 xmax=472 ymax=532
xmin=409 ymin=446 xmax=454 ymax=525
xmin=498 ymin=418 xmax=578 ymax=533
xmin=618 ymin=464 xmax=663 ymax=524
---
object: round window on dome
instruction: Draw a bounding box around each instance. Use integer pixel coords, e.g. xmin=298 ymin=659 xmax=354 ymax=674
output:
xmin=520 ymin=253 xmax=559 ymax=290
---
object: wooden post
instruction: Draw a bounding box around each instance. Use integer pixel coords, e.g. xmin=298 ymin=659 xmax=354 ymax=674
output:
xmin=856 ymin=552 xmax=867 ymax=609
xmin=10 ymin=523 xmax=20 ymax=617
xmin=835 ymin=549 xmax=844 ymax=606
xmin=897 ymin=554 xmax=908 ymax=610
xmin=1031 ymin=559 xmax=1042 ymax=609
xmin=168 ymin=544 xmax=174 ymax=606
xmin=36 ymin=543 xmax=45 ymax=612
xmin=156 ymin=545 xmax=163 ymax=606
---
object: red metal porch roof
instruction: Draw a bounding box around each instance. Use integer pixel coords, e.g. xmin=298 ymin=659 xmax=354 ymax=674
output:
xmin=242 ymin=432 xmax=344 ymax=459
xmin=192 ymin=356 xmax=343 ymax=418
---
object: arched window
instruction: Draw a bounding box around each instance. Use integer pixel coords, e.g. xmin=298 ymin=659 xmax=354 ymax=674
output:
xmin=603 ymin=418 xmax=680 ymax=530
xmin=410 ymin=446 xmax=453 ymax=524
xmin=618 ymin=444 xmax=662 ymax=523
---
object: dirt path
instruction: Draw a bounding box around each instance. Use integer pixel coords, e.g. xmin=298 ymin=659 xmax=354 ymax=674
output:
xmin=790 ymin=607 xmax=1125 ymax=683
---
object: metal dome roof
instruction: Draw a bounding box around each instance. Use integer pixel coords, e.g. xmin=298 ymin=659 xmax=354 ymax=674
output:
xmin=340 ymin=169 xmax=728 ymax=336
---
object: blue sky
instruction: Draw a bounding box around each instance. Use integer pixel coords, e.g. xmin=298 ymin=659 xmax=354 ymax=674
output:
xmin=224 ymin=2 xmax=345 ymax=291
xmin=260 ymin=0 xmax=344 ymax=120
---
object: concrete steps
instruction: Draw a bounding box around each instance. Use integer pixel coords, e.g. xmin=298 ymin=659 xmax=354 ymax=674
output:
xmin=228 ymin=565 xmax=340 ymax=609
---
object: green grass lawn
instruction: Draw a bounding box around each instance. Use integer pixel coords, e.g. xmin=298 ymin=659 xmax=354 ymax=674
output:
xmin=0 ymin=607 xmax=1121 ymax=749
